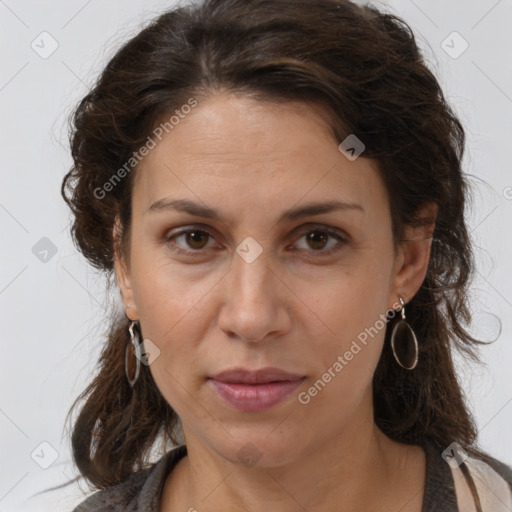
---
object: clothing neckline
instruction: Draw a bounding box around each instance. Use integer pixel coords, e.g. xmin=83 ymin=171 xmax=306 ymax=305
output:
xmin=139 ymin=437 xmax=458 ymax=512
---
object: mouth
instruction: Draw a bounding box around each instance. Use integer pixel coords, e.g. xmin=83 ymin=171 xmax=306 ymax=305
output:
xmin=208 ymin=367 xmax=306 ymax=411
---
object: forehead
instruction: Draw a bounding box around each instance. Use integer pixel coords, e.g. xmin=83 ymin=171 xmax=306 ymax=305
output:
xmin=132 ymin=92 xmax=387 ymax=222
xmin=140 ymin=93 xmax=338 ymax=169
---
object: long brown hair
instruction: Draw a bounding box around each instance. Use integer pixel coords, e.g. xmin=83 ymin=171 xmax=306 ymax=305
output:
xmin=60 ymin=0 xmax=496 ymax=492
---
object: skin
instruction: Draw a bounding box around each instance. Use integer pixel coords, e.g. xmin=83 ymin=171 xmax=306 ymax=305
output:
xmin=114 ymin=92 xmax=437 ymax=512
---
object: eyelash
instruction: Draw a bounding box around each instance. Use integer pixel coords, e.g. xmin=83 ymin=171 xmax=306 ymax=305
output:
xmin=164 ymin=225 xmax=348 ymax=257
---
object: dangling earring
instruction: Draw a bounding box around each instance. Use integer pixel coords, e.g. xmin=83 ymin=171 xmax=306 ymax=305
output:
xmin=125 ymin=320 xmax=141 ymax=387
xmin=390 ymin=297 xmax=419 ymax=370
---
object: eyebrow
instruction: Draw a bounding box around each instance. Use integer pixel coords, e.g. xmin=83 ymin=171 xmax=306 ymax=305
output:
xmin=147 ymin=198 xmax=364 ymax=222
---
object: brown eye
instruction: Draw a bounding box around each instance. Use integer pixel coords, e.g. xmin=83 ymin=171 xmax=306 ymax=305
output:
xmin=183 ymin=230 xmax=210 ymax=249
xmin=165 ymin=228 xmax=216 ymax=254
xmin=293 ymin=227 xmax=347 ymax=256
xmin=306 ymin=231 xmax=329 ymax=250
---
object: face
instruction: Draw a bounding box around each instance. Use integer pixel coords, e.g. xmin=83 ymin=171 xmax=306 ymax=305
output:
xmin=114 ymin=92 xmax=432 ymax=467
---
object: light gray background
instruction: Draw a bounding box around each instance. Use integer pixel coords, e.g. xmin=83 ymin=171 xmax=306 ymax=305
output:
xmin=1 ymin=0 xmax=511 ymax=510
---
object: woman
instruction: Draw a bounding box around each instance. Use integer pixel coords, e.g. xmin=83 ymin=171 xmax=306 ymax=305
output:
xmin=61 ymin=0 xmax=512 ymax=510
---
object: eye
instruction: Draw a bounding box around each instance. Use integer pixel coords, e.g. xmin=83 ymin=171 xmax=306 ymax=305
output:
xmin=292 ymin=227 xmax=347 ymax=255
xmin=165 ymin=227 xmax=217 ymax=255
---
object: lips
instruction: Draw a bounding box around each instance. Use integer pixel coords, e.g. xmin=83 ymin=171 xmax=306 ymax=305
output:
xmin=208 ymin=367 xmax=306 ymax=411
xmin=209 ymin=367 xmax=305 ymax=384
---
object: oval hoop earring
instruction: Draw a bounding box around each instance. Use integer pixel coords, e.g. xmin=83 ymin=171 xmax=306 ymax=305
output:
xmin=125 ymin=320 xmax=141 ymax=387
xmin=390 ymin=297 xmax=419 ymax=370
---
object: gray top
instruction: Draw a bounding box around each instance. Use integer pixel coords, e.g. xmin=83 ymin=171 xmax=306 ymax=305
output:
xmin=71 ymin=438 xmax=512 ymax=511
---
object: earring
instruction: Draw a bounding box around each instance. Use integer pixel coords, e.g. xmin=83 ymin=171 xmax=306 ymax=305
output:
xmin=125 ymin=320 xmax=141 ymax=387
xmin=390 ymin=297 xmax=419 ymax=370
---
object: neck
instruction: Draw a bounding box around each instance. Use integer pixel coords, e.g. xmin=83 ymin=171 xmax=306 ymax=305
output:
xmin=161 ymin=391 xmax=425 ymax=512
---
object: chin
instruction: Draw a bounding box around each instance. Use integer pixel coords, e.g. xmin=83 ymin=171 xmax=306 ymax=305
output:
xmin=205 ymin=429 xmax=307 ymax=469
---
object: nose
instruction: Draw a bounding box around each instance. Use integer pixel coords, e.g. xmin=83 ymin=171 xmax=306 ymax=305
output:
xmin=217 ymin=248 xmax=292 ymax=343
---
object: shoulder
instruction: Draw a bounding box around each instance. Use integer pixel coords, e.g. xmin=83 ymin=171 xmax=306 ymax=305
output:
xmin=450 ymin=443 xmax=512 ymax=511
xmin=71 ymin=445 xmax=187 ymax=512
xmin=71 ymin=470 xmax=148 ymax=512
xmin=420 ymin=437 xmax=512 ymax=512
xmin=476 ymin=450 xmax=512 ymax=484
xmin=464 ymin=446 xmax=512 ymax=489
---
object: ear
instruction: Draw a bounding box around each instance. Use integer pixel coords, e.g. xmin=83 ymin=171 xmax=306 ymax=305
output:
xmin=113 ymin=216 xmax=139 ymax=321
xmin=388 ymin=202 xmax=438 ymax=308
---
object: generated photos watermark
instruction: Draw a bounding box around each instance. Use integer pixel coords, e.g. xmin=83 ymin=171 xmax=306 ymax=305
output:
xmin=298 ymin=299 xmax=402 ymax=405
xmin=93 ymin=97 xmax=198 ymax=200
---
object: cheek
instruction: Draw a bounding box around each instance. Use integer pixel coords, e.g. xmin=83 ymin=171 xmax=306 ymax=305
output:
xmin=127 ymin=247 xmax=221 ymax=391
xmin=299 ymin=261 xmax=392 ymax=383
xmin=129 ymin=244 xmax=213 ymax=334
xmin=306 ymin=260 xmax=391 ymax=335
xmin=295 ymin=291 xmax=388 ymax=420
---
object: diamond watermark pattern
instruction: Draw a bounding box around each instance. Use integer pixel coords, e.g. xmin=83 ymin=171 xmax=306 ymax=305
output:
xmin=32 ymin=237 xmax=58 ymax=263
xmin=338 ymin=134 xmax=365 ymax=161
xmin=236 ymin=236 xmax=263 ymax=263
xmin=441 ymin=31 xmax=469 ymax=59
xmin=136 ymin=339 xmax=161 ymax=366
xmin=442 ymin=441 xmax=469 ymax=469
xmin=31 ymin=441 xmax=59 ymax=469
xmin=237 ymin=442 xmax=263 ymax=467
xmin=31 ymin=31 xmax=59 ymax=59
